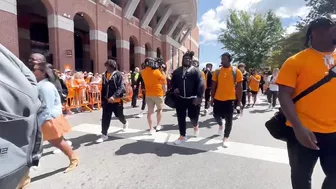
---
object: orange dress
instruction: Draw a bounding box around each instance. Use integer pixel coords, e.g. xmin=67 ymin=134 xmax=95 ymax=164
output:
xmin=41 ymin=115 xmax=72 ymax=141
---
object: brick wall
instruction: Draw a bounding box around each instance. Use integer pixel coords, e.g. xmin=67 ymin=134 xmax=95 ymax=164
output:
xmin=0 ymin=0 xmax=199 ymax=72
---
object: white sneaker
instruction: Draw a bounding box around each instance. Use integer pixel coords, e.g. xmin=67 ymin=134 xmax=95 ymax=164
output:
xmin=204 ymin=109 xmax=208 ymax=115
xmin=194 ymin=126 xmax=199 ymax=137
xmin=123 ymin=122 xmax=129 ymax=131
xmin=135 ymin=112 xmax=143 ymax=118
xmin=149 ymin=129 xmax=156 ymax=135
xmin=222 ymin=138 xmax=230 ymax=148
xmin=217 ymin=126 xmax=224 ymax=136
xmin=174 ymin=136 xmax=187 ymax=145
xmin=156 ymin=125 xmax=162 ymax=131
xmin=96 ymin=135 xmax=108 ymax=143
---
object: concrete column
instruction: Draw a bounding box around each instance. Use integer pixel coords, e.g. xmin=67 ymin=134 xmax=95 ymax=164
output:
xmin=174 ymin=23 xmax=188 ymax=41
xmin=167 ymin=16 xmax=181 ymax=36
xmin=90 ymin=30 xmax=108 ymax=73
xmin=135 ymin=46 xmax=145 ymax=68
xmin=116 ymin=40 xmax=130 ymax=72
xmin=154 ymin=6 xmax=172 ymax=36
xmin=140 ymin=0 xmax=162 ymax=29
xmin=17 ymin=15 xmax=31 ymax=63
xmin=180 ymin=28 xmax=191 ymax=44
xmin=48 ymin=14 xmax=74 ymax=71
xmin=162 ymin=41 xmax=171 ymax=71
xmin=148 ymin=51 xmax=157 ymax=58
xmin=124 ymin=0 xmax=140 ymax=20
xmin=0 ymin=0 xmax=19 ymax=56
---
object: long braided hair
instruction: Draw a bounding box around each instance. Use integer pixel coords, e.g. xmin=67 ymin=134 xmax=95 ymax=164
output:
xmin=304 ymin=16 xmax=335 ymax=48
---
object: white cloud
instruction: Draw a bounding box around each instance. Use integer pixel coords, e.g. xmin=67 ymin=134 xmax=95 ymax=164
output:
xmin=198 ymin=9 xmax=226 ymax=44
xmin=198 ymin=0 xmax=309 ymax=44
xmin=275 ymin=6 xmax=310 ymax=18
xmin=285 ymin=25 xmax=298 ymax=35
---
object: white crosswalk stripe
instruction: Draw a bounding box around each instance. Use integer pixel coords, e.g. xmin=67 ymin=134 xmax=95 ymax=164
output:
xmin=72 ymin=123 xmax=289 ymax=164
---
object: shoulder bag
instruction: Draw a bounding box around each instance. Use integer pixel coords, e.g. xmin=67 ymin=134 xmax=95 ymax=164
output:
xmin=265 ymin=65 xmax=336 ymax=141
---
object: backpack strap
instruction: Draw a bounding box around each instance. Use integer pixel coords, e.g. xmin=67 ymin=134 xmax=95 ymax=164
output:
xmin=215 ymin=69 xmax=220 ymax=91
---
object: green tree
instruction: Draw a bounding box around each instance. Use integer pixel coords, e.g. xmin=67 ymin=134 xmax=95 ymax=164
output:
xmin=218 ymin=10 xmax=284 ymax=68
xmin=299 ymin=0 xmax=336 ymax=27
xmin=265 ymin=30 xmax=306 ymax=68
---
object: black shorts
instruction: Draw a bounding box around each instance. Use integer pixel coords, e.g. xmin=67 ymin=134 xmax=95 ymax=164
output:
xmin=213 ymin=99 xmax=234 ymax=118
xmin=250 ymin=90 xmax=258 ymax=95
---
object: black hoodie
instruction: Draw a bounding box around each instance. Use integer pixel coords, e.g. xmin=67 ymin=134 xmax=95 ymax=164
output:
xmin=171 ymin=66 xmax=204 ymax=99
xmin=101 ymin=71 xmax=125 ymax=104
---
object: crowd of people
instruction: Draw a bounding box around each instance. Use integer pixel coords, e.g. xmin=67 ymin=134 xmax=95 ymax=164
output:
xmin=2 ymin=16 xmax=336 ymax=189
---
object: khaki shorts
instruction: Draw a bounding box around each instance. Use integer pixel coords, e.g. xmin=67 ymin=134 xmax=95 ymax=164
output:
xmin=146 ymin=96 xmax=164 ymax=110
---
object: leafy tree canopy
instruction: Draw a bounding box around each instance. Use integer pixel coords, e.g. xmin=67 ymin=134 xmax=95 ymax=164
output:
xmin=218 ymin=10 xmax=284 ymax=69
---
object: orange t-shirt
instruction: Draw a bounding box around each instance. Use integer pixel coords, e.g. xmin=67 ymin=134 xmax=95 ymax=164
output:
xmin=249 ymin=74 xmax=261 ymax=92
xmin=212 ymin=66 xmax=243 ymax=101
xmin=141 ymin=67 xmax=166 ymax=97
xmin=276 ymin=48 xmax=336 ymax=133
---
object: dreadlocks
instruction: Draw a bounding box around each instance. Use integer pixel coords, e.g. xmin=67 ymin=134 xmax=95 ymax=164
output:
xmin=304 ymin=16 xmax=335 ymax=48
xmin=183 ymin=51 xmax=195 ymax=59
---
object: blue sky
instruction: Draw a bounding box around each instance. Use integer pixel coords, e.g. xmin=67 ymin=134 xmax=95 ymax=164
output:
xmin=197 ymin=0 xmax=309 ymax=68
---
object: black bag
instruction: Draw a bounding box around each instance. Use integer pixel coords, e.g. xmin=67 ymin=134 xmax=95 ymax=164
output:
xmin=164 ymin=89 xmax=176 ymax=108
xmin=265 ymin=66 xmax=336 ymax=141
xmin=59 ymin=78 xmax=68 ymax=103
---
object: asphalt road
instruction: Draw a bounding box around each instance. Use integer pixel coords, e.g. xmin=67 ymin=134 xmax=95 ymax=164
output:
xmin=27 ymin=96 xmax=325 ymax=189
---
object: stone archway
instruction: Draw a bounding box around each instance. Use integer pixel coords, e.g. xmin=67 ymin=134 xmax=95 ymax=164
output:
xmin=73 ymin=12 xmax=93 ymax=72
xmin=17 ymin=0 xmax=52 ymax=64
xmin=156 ymin=47 xmax=161 ymax=58
xmin=129 ymin=36 xmax=139 ymax=71
xmin=145 ymin=43 xmax=152 ymax=57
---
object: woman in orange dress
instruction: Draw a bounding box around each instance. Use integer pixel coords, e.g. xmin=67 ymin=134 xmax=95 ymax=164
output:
xmin=33 ymin=63 xmax=79 ymax=172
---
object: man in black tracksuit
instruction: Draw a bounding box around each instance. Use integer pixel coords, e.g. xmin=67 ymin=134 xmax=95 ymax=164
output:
xmin=96 ymin=59 xmax=128 ymax=143
xmin=171 ymin=51 xmax=204 ymax=145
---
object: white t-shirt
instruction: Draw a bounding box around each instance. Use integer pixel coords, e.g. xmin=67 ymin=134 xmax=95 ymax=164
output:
xmin=268 ymin=75 xmax=279 ymax=91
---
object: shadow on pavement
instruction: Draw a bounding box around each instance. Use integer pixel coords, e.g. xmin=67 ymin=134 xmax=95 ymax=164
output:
xmin=42 ymin=134 xmax=100 ymax=157
xmin=199 ymin=118 xmax=217 ymax=128
xmin=249 ymin=109 xmax=272 ymax=114
xmin=160 ymin=117 xmax=217 ymax=132
xmin=31 ymin=167 xmax=66 ymax=183
xmin=115 ymin=134 xmax=221 ymax=157
xmin=159 ymin=124 xmax=177 ymax=132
